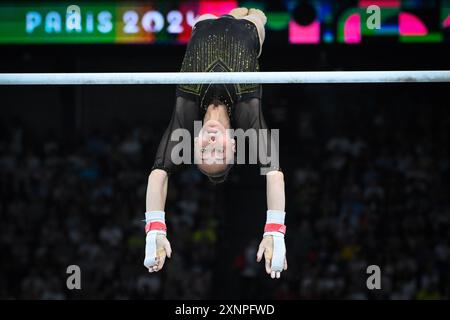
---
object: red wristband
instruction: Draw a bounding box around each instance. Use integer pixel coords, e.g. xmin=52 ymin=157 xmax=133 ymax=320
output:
xmin=264 ymin=223 xmax=286 ymax=234
xmin=145 ymin=221 xmax=167 ymax=234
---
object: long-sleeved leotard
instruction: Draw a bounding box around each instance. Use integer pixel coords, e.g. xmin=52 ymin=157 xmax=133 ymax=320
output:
xmin=152 ymin=14 xmax=279 ymax=175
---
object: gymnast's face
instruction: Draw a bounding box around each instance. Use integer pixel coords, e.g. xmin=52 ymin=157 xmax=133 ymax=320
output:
xmin=194 ymin=119 xmax=235 ymax=172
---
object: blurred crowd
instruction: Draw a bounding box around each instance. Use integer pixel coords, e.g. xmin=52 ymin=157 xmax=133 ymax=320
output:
xmin=0 ymin=121 xmax=217 ymax=299
xmin=1 ymin=86 xmax=449 ymax=299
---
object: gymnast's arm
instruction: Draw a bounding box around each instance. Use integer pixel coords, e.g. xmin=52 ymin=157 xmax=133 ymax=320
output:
xmin=233 ymin=98 xmax=287 ymax=278
xmin=147 ymin=96 xmax=200 ymax=211
xmin=146 ymin=169 xmax=168 ymax=212
xmin=256 ymin=168 xmax=288 ymax=280
xmin=143 ymin=97 xmax=199 ymax=273
xmin=266 ymin=171 xmax=285 ymax=212
xmin=258 ymin=170 xmax=288 ymax=278
xmin=143 ymin=170 xmax=172 ymax=274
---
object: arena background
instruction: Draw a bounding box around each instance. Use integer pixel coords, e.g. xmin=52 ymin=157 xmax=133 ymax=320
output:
xmin=0 ymin=0 xmax=450 ymax=299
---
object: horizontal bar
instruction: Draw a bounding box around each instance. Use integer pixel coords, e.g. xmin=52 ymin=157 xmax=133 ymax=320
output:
xmin=0 ymin=71 xmax=449 ymax=85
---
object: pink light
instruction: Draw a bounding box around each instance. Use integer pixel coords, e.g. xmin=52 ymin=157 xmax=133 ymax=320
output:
xmin=399 ymin=12 xmax=428 ymax=35
xmin=444 ymin=14 xmax=450 ymax=28
xmin=289 ymin=20 xmax=320 ymax=44
xmin=359 ymin=0 xmax=400 ymax=8
xmin=344 ymin=13 xmax=361 ymax=44
xmin=198 ymin=1 xmax=238 ymax=16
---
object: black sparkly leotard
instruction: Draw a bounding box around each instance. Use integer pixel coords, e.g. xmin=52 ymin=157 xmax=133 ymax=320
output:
xmin=152 ymin=15 xmax=279 ymax=175
xmin=176 ymin=14 xmax=262 ymax=113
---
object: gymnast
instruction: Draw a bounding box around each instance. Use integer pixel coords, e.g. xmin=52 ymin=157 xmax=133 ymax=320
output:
xmin=143 ymin=8 xmax=287 ymax=279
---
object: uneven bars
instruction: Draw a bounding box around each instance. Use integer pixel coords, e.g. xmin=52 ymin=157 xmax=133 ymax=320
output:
xmin=0 ymin=71 xmax=449 ymax=85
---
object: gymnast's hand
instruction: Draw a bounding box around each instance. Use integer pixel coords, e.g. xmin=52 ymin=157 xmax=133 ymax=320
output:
xmin=257 ymin=234 xmax=287 ymax=279
xmin=144 ymin=233 xmax=172 ymax=273
xmin=143 ymin=210 xmax=171 ymax=273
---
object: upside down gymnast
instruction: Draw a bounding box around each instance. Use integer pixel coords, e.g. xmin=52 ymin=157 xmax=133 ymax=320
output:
xmin=143 ymin=8 xmax=288 ymax=279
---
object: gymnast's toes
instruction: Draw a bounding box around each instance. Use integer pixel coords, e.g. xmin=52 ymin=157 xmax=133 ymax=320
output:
xmin=229 ymin=7 xmax=249 ymax=18
xmin=249 ymin=8 xmax=267 ymax=25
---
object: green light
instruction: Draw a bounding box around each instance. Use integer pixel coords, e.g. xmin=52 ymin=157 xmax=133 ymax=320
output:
xmin=267 ymin=12 xmax=290 ymax=31
xmin=400 ymin=33 xmax=443 ymax=42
